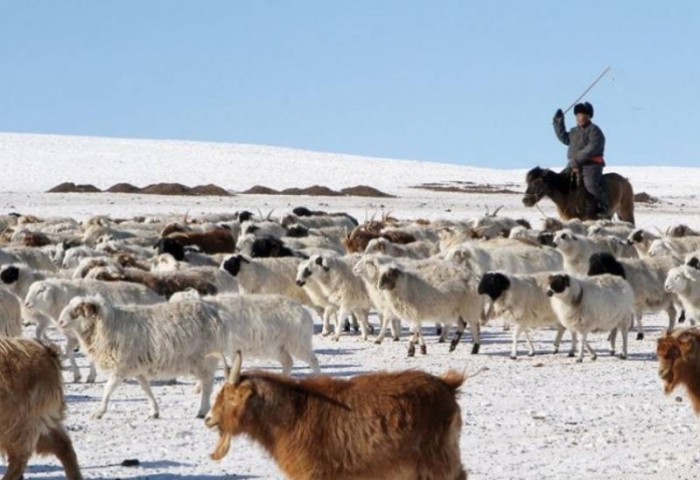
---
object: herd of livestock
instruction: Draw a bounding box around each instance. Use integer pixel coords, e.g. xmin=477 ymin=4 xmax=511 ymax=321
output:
xmin=2 ymin=206 xmax=700 ymax=480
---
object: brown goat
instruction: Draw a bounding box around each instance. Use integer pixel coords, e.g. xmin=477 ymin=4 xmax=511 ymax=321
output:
xmin=0 ymin=338 xmax=83 ymax=480
xmin=92 ymin=267 xmax=217 ymax=299
xmin=22 ymin=231 xmax=53 ymax=248
xmin=206 ymin=353 xmax=467 ymax=480
xmin=165 ymin=229 xmax=235 ymax=254
xmin=657 ymin=328 xmax=700 ymax=413
xmin=343 ymin=227 xmax=416 ymax=254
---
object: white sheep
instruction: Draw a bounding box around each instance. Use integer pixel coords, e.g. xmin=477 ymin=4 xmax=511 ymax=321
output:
xmin=201 ymin=293 xmax=321 ymax=375
xmin=625 ymin=228 xmax=661 ymax=258
xmin=0 ymin=263 xmax=55 ymax=339
xmin=57 ymin=295 xmax=223 ymax=419
xmin=664 ymin=265 xmax=700 ymax=325
xmin=297 ymin=254 xmax=372 ymax=340
xmin=295 ymin=260 xmax=341 ymax=337
xmin=546 ymin=273 xmax=634 ymax=362
xmin=24 ymin=278 xmax=164 ymax=383
xmin=477 ymin=271 xmax=573 ymax=359
xmin=220 ymin=254 xmax=311 ymax=304
xmin=648 ymin=236 xmax=700 ymax=259
xmin=587 ymin=252 xmax=680 ymax=338
xmin=0 ymin=246 xmax=57 ymax=272
xmin=552 ymin=229 xmax=630 ymax=274
xmin=0 ymin=288 xmax=22 ymax=337
xmin=364 ymin=237 xmax=438 ymax=259
xmin=444 ymin=240 xmax=563 ymax=275
xmin=352 ymin=255 xmax=402 ymax=343
xmin=377 ymin=261 xmax=484 ymax=356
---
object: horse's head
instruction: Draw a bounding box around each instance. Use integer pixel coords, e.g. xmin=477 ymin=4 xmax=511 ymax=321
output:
xmin=523 ymin=167 xmax=550 ymax=207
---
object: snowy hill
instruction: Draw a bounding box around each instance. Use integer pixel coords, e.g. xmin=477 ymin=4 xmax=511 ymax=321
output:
xmin=1 ymin=132 xmax=698 ymax=197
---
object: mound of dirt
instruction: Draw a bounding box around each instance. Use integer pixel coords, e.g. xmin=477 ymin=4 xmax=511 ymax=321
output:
xmin=47 ymin=182 xmax=101 ymax=193
xmin=281 ymin=185 xmax=344 ymax=196
xmin=139 ymin=183 xmax=192 ymax=196
xmin=634 ymin=192 xmax=660 ymax=204
xmin=340 ymin=185 xmax=395 ymax=198
xmin=189 ymin=184 xmax=232 ymax=196
xmin=243 ymin=185 xmax=281 ymax=195
xmin=106 ymin=183 xmax=141 ymax=194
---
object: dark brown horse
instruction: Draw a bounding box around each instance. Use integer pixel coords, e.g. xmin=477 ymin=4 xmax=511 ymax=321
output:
xmin=522 ymin=167 xmax=635 ymax=225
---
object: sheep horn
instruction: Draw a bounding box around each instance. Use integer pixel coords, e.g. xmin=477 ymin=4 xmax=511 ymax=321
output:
xmin=228 ymin=350 xmax=243 ymax=385
xmin=490 ymin=206 xmax=504 ymax=217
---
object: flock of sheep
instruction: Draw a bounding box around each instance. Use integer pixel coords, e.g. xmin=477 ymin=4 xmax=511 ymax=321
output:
xmin=2 ymin=205 xmax=700 ymax=479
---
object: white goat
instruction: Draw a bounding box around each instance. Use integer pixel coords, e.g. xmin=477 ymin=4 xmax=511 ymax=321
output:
xmin=547 ymin=273 xmax=634 ymax=362
xmin=665 ymin=265 xmax=700 ymax=325
xmin=352 ymin=255 xmax=402 ymax=343
xmin=57 ymin=295 xmax=223 ymax=419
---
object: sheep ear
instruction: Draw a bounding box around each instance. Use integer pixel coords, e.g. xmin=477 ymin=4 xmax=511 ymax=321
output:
xmin=228 ymin=350 xmax=243 ymax=385
xmin=79 ymin=301 xmax=99 ymax=318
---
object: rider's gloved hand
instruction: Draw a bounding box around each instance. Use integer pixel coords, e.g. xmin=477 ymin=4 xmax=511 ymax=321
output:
xmin=553 ymin=109 xmax=564 ymax=122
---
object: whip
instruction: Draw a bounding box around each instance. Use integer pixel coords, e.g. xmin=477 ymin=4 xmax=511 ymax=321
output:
xmin=562 ymin=66 xmax=611 ymax=114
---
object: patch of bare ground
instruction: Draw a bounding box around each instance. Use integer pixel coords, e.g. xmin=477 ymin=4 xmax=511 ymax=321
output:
xmin=49 ymin=182 xmax=232 ymax=196
xmin=411 ymin=181 xmax=519 ymax=194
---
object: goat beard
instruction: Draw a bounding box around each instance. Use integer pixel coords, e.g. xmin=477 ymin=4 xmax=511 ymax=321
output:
xmin=210 ymin=432 xmax=232 ymax=461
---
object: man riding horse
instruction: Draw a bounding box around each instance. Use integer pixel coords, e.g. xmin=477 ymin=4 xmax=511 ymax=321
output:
xmin=553 ymin=102 xmax=610 ymax=219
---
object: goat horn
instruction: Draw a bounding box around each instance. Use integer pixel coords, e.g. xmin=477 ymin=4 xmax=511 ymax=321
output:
xmin=490 ymin=206 xmax=504 ymax=217
xmin=257 ymin=208 xmax=265 ymax=222
xmin=267 ymin=209 xmax=274 ymax=221
xmin=228 ymin=350 xmax=243 ymax=384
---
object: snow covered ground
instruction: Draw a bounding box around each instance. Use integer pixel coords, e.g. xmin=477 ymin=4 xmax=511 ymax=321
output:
xmin=2 ymin=133 xmax=700 ymax=480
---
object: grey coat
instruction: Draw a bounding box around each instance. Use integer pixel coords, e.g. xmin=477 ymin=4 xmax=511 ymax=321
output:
xmin=553 ymin=118 xmax=605 ymax=168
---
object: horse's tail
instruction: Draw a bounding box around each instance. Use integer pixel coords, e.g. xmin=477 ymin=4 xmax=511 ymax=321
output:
xmin=618 ymin=176 xmax=635 ymax=225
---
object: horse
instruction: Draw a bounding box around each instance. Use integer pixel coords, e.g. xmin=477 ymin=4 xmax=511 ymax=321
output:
xmin=522 ymin=167 xmax=635 ymax=225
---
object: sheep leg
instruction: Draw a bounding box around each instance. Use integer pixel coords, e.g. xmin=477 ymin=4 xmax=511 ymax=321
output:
xmin=356 ymin=311 xmax=371 ymax=341
xmin=619 ymin=317 xmax=629 ymax=360
xmin=374 ymin=313 xmax=388 ymax=344
xmin=298 ymin=349 xmax=321 ymax=374
xmin=666 ymin=304 xmax=677 ymax=331
xmin=407 ymin=325 xmax=419 ymax=357
xmin=468 ymin=318 xmax=481 ymax=354
xmin=524 ymin=330 xmax=536 ymax=357
xmin=278 ymin=349 xmax=294 ymax=375
xmin=135 ymin=375 xmax=160 ymax=419
xmin=334 ymin=308 xmax=346 ymax=341
xmin=576 ymin=332 xmax=587 ymax=363
xmin=391 ymin=317 xmax=401 ymax=341
xmin=553 ymin=325 xmax=565 ymax=354
xmin=449 ymin=317 xmax=467 ymax=353
xmin=634 ymin=313 xmax=644 ymax=341
xmin=64 ymin=335 xmax=82 ymax=383
xmin=321 ymin=306 xmax=332 ymax=336
xmin=568 ymin=331 xmax=578 ymax=357
xmin=418 ymin=328 xmax=427 ymax=355
xmin=195 ymin=360 xmax=217 ymax=418
xmin=609 ymin=328 xmax=617 ymax=356
xmin=435 ymin=323 xmax=443 ymax=337
xmin=2 ymin=453 xmax=29 ymax=480
xmin=86 ymin=361 xmax=97 ymax=384
xmin=438 ymin=323 xmax=449 ymax=343
xmin=35 ymin=426 xmax=83 ymax=480
xmin=92 ymin=373 xmax=124 ymax=419
xmin=584 ymin=336 xmax=597 ymax=361
xmin=510 ymin=325 xmax=522 ymax=360
xmin=677 ymin=308 xmax=685 ymax=325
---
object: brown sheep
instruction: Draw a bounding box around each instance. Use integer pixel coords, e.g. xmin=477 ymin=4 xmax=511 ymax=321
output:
xmin=0 ymin=338 xmax=83 ymax=480
xmin=165 ymin=229 xmax=235 ymax=254
xmin=657 ymin=328 xmax=700 ymax=413
xmin=206 ymin=353 xmax=468 ymax=480
xmin=91 ymin=267 xmax=217 ymax=299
